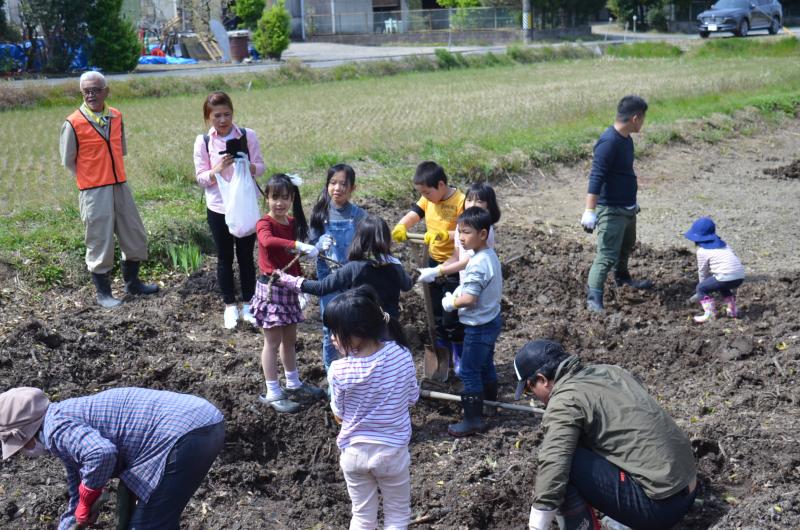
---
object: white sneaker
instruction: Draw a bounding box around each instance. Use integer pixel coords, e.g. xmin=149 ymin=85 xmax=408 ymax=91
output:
xmin=241 ymin=303 xmax=257 ymax=326
xmin=223 ymin=305 xmax=239 ymax=329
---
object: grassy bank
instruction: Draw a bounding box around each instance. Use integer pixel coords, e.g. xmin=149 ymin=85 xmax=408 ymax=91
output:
xmin=1 ymin=38 xmax=799 ymax=287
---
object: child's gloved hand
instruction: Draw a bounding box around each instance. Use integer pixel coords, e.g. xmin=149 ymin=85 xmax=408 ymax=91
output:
xmin=392 ymin=223 xmax=408 ymax=243
xmin=580 ymin=209 xmax=597 ymax=233
xmin=423 ymin=229 xmax=449 ymax=245
xmin=417 ymin=266 xmax=441 ymax=284
xmin=528 ymin=507 xmax=556 ymax=530
xmin=315 ymin=234 xmax=335 ymax=252
xmin=442 ymin=292 xmax=458 ymax=312
xmin=295 ymin=241 xmax=319 ymax=258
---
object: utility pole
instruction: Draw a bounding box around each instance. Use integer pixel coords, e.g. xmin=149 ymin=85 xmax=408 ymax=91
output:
xmin=522 ymin=0 xmax=531 ymax=43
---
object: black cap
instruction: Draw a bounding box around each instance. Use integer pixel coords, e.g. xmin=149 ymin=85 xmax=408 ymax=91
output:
xmin=513 ymin=340 xmax=567 ymax=400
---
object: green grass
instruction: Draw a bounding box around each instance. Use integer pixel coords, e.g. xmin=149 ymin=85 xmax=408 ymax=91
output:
xmin=2 ymin=37 xmax=799 ymax=286
xmin=605 ymin=41 xmax=683 ymax=58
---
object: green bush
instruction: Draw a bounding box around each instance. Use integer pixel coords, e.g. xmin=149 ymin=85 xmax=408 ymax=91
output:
xmin=235 ymin=0 xmax=265 ymax=30
xmin=646 ymin=4 xmax=669 ymax=32
xmin=87 ymin=0 xmax=140 ymax=72
xmin=434 ymin=48 xmax=465 ymax=69
xmin=253 ymin=0 xmax=291 ymax=61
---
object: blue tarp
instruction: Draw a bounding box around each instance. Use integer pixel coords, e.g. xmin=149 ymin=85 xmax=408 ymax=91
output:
xmin=137 ymin=55 xmax=199 ymax=65
xmin=0 ymin=43 xmax=26 ymax=71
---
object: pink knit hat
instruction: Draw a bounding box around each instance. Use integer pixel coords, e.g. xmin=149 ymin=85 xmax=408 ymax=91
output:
xmin=0 ymin=387 xmax=49 ymax=460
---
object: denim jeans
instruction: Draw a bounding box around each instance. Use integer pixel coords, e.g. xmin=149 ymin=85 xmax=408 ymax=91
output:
xmin=460 ymin=313 xmax=502 ymax=394
xmin=427 ymin=257 xmax=465 ymax=345
xmin=696 ymin=276 xmax=743 ymax=298
xmin=129 ymin=421 xmax=225 ymax=529
xmin=317 ymin=217 xmax=359 ymax=370
xmin=560 ymin=447 xmax=696 ymax=530
xmin=587 ymin=206 xmax=637 ymax=292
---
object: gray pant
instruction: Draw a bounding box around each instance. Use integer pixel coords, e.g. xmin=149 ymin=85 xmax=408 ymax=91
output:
xmin=79 ymin=182 xmax=148 ymax=274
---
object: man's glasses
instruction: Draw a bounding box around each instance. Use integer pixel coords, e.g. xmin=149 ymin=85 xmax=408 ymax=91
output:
xmin=82 ymin=87 xmax=105 ymax=96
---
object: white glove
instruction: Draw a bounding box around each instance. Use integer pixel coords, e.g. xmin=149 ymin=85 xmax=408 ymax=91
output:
xmin=299 ymin=293 xmax=310 ymax=310
xmin=295 ymin=241 xmax=319 ymax=258
xmin=315 ymin=234 xmax=335 ymax=252
xmin=580 ymin=209 xmax=597 ymax=231
xmin=417 ymin=266 xmax=440 ymax=284
xmin=442 ymin=292 xmax=457 ymax=313
xmin=529 ymin=507 xmax=556 ymax=530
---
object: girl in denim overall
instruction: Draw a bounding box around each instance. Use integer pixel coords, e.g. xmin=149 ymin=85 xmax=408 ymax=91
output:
xmin=308 ymin=164 xmax=366 ymax=370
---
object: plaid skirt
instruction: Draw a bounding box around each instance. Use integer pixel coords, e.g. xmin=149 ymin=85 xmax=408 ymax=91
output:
xmin=250 ymin=280 xmax=304 ymax=329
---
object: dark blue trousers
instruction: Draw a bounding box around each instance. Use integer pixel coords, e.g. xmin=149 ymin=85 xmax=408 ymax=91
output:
xmin=129 ymin=420 xmax=225 ymax=529
xmin=696 ymin=276 xmax=743 ymax=298
xmin=560 ymin=447 xmax=696 ymax=530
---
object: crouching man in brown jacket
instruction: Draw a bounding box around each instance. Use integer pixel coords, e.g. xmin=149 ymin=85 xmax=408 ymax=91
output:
xmin=514 ymin=340 xmax=697 ymax=530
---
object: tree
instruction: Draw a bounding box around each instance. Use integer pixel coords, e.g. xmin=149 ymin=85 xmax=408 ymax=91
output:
xmin=19 ymin=0 xmax=90 ymax=72
xmin=86 ymin=0 xmax=140 ymax=72
xmin=253 ymin=0 xmax=290 ymax=61
xmin=235 ymin=0 xmax=266 ymax=30
xmin=607 ymin=0 xmax=661 ymax=30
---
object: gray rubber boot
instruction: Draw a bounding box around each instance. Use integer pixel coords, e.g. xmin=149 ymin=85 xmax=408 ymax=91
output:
xmin=91 ymin=272 xmax=122 ymax=308
xmin=587 ymin=288 xmax=604 ymax=313
xmin=448 ymin=394 xmax=487 ymax=437
xmin=258 ymin=392 xmax=300 ymax=413
xmin=122 ymin=261 xmax=159 ymax=295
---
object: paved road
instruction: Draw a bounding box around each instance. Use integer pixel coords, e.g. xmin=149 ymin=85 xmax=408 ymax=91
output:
xmin=4 ymin=26 xmax=797 ymax=87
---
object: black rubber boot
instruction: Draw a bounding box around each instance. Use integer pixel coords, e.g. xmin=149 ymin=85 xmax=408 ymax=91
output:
xmin=448 ymin=394 xmax=487 ymax=437
xmin=614 ymin=272 xmax=654 ymax=290
xmin=91 ymin=272 xmax=122 ymax=308
xmin=122 ymin=261 xmax=159 ymax=295
xmin=587 ymin=288 xmax=604 ymax=313
xmin=482 ymin=381 xmax=499 ymax=417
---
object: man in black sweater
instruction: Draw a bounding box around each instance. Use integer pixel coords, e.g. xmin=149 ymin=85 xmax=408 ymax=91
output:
xmin=580 ymin=95 xmax=654 ymax=312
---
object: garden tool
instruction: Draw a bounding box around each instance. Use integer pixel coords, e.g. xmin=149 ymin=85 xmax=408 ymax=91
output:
xmin=419 ymin=389 xmax=545 ymax=414
xmin=693 ymin=296 xmax=715 ymax=323
xmin=116 ymin=482 xmax=136 ymax=530
xmin=407 ymin=232 xmax=449 ymax=382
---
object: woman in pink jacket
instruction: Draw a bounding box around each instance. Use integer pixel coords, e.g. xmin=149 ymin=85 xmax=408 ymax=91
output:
xmin=194 ymin=91 xmax=266 ymax=329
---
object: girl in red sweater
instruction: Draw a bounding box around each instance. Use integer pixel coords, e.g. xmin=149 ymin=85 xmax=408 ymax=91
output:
xmin=250 ymin=174 xmax=325 ymax=413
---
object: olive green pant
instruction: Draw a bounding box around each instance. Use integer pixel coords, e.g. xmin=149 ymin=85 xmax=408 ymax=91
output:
xmin=587 ymin=205 xmax=637 ymax=292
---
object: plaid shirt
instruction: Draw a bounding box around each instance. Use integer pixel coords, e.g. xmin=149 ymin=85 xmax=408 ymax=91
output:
xmin=42 ymin=388 xmax=223 ymax=530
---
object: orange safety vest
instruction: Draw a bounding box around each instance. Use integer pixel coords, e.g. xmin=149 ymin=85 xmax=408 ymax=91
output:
xmin=66 ymin=107 xmax=127 ymax=190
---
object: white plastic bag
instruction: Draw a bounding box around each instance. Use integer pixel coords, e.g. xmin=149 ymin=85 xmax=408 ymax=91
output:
xmin=216 ymin=156 xmax=261 ymax=238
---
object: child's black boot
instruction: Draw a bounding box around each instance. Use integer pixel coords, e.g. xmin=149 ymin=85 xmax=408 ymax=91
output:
xmin=448 ymin=393 xmax=486 ymax=437
xmin=482 ymin=381 xmax=499 ymax=417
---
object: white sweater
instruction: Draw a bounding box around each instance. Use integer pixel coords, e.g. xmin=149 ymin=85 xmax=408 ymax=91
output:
xmin=697 ymin=246 xmax=745 ymax=282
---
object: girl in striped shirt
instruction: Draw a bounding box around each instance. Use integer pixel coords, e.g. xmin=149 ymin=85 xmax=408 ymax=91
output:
xmin=324 ymin=285 xmax=419 ymax=530
xmin=684 ymin=217 xmax=745 ymax=323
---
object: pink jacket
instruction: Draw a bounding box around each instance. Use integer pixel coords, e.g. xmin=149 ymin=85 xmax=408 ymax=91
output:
xmin=194 ymin=125 xmax=266 ymax=214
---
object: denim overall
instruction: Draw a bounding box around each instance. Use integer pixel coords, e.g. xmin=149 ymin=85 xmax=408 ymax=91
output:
xmin=318 ymin=213 xmax=360 ymax=369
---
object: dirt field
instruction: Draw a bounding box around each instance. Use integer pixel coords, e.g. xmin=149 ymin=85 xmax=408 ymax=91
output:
xmin=0 ymin=118 xmax=799 ymax=529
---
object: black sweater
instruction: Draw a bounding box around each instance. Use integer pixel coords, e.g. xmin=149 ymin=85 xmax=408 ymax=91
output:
xmin=301 ymin=258 xmax=413 ymax=318
xmin=587 ymin=126 xmax=638 ymax=207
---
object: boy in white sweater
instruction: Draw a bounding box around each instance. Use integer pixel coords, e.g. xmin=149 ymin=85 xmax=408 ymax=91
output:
xmin=684 ymin=217 xmax=745 ymax=323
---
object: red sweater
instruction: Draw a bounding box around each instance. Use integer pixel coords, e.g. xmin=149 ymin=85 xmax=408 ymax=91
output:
xmin=256 ymin=215 xmax=303 ymax=276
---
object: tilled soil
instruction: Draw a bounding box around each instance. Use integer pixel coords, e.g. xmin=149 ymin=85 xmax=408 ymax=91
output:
xmin=1 ymin=122 xmax=800 ymax=529
xmin=764 ymin=159 xmax=800 ymax=179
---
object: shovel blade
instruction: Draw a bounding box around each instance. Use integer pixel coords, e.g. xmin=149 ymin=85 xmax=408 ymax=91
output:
xmin=423 ymin=344 xmax=449 ymax=383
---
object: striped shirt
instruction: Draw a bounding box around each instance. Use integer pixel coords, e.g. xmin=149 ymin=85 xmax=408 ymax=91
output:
xmin=697 ymin=246 xmax=745 ymax=282
xmin=329 ymin=341 xmax=419 ymax=450
xmin=42 ymin=388 xmax=223 ymax=530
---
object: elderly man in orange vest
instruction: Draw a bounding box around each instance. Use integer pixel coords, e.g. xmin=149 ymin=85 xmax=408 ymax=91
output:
xmin=60 ymin=72 xmax=158 ymax=308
